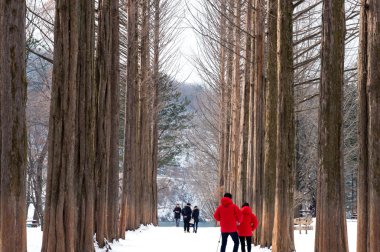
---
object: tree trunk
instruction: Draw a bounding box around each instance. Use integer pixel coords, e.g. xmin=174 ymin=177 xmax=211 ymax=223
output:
xmin=253 ymin=0 xmax=265 ymax=244
xmin=151 ymin=0 xmax=160 ymax=226
xmin=140 ymin=0 xmax=152 ymax=225
xmin=96 ymin=0 xmax=110 ymax=246
xmin=217 ymin=0 xmax=227 ymax=199
xmin=315 ymin=0 xmax=348 ymax=251
xmin=120 ymin=0 xmax=139 ymax=235
xmin=107 ymin=0 xmax=120 ymax=241
xmin=236 ymin=0 xmax=253 ymax=207
xmin=261 ymin=0 xmax=277 ymax=247
xmin=0 ymin=1 xmax=27 ymax=251
xmin=36 ymin=142 xmax=48 ymax=230
xmin=271 ymin=0 xmax=295 ymax=251
xmin=42 ymin=1 xmax=79 ymax=250
xmin=76 ymin=1 xmax=96 ymax=250
xmin=246 ymin=16 xmax=256 ymax=206
xmin=230 ymin=0 xmax=241 ymax=198
xmin=357 ymin=0 xmax=380 ymax=251
xmin=224 ymin=0 xmax=234 ymax=194
xmin=96 ymin=0 xmax=121 ymax=246
xmin=42 ymin=1 xmax=96 ymax=251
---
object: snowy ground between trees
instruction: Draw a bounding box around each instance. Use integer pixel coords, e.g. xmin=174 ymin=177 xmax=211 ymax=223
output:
xmin=27 ymin=219 xmax=357 ymax=251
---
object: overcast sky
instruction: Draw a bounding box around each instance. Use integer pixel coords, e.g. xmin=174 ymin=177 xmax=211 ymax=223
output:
xmin=175 ymin=0 xmax=203 ymax=85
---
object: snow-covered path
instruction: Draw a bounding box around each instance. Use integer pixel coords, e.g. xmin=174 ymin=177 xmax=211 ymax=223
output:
xmin=96 ymin=225 xmax=270 ymax=252
xmin=28 ymin=220 xmax=358 ymax=252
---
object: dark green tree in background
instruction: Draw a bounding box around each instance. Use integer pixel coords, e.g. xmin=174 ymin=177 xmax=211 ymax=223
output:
xmin=157 ymin=74 xmax=194 ymax=171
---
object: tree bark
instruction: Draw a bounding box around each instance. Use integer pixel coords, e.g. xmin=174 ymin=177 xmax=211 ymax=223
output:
xmin=107 ymin=0 xmax=120 ymax=241
xmin=76 ymin=1 xmax=96 ymax=250
xmin=120 ymin=0 xmax=139 ymax=235
xmin=236 ymin=0 xmax=253 ymax=207
xmin=0 ymin=1 xmax=27 ymax=251
xmin=151 ymin=0 xmax=160 ymax=226
xmin=217 ymin=0 xmax=227 ymax=199
xmin=230 ymin=0 xmax=241 ymax=198
xmin=140 ymin=0 xmax=152 ymax=225
xmin=95 ymin=0 xmax=120 ymax=246
xmin=42 ymin=1 xmax=79 ymax=251
xmin=224 ymin=0 xmax=234 ymax=194
xmin=253 ymin=0 xmax=265 ymax=244
xmin=261 ymin=0 xmax=277 ymax=247
xmin=357 ymin=0 xmax=380 ymax=251
xmin=36 ymin=142 xmax=48 ymax=230
xmin=42 ymin=1 xmax=96 ymax=251
xmin=271 ymin=0 xmax=295 ymax=251
xmin=315 ymin=0 xmax=348 ymax=251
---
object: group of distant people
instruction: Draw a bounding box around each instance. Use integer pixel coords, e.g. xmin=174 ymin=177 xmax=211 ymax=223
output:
xmin=174 ymin=192 xmax=258 ymax=252
xmin=173 ymin=203 xmax=200 ymax=233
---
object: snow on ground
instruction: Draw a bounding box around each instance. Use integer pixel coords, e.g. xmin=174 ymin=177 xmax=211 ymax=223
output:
xmin=27 ymin=219 xmax=358 ymax=252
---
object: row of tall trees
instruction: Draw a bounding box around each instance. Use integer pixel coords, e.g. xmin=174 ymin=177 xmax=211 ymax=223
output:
xmin=193 ymin=0 xmax=379 ymax=251
xmin=0 ymin=0 xmax=179 ymax=250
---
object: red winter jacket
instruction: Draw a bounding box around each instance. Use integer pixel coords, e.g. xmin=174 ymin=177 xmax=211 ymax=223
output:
xmin=214 ymin=197 xmax=243 ymax=233
xmin=237 ymin=206 xmax=259 ymax=237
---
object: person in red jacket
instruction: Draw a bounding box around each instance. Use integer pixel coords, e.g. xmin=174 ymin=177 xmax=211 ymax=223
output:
xmin=237 ymin=202 xmax=259 ymax=252
xmin=214 ymin=193 xmax=242 ymax=252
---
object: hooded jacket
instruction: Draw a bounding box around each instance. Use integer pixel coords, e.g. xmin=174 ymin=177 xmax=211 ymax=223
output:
xmin=181 ymin=205 xmax=192 ymax=221
xmin=237 ymin=206 xmax=259 ymax=237
xmin=192 ymin=208 xmax=200 ymax=222
xmin=213 ymin=197 xmax=242 ymax=233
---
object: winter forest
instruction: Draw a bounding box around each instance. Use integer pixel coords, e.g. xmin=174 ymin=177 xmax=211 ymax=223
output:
xmin=0 ymin=0 xmax=379 ymax=251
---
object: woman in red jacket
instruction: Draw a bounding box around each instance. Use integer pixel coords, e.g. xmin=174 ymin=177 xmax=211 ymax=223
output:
xmin=237 ymin=202 xmax=259 ymax=252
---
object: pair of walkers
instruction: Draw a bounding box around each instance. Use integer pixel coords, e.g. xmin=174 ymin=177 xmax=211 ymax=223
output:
xmin=173 ymin=203 xmax=200 ymax=233
xmin=214 ymin=193 xmax=259 ymax=252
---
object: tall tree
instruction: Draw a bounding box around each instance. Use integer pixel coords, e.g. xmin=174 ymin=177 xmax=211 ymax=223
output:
xmin=120 ymin=0 xmax=140 ymax=235
xmin=271 ymin=0 xmax=295 ymax=251
xmin=252 ymin=0 xmax=265 ymax=244
xmin=230 ymin=0 xmax=241 ymax=198
xmin=42 ymin=0 xmax=96 ymax=251
xmin=261 ymin=0 xmax=278 ymax=247
xmin=0 ymin=0 xmax=27 ymax=251
xmin=357 ymin=0 xmax=380 ymax=251
xmin=140 ymin=0 xmax=152 ymax=225
xmin=76 ymin=1 xmax=97 ymax=251
xmin=315 ymin=0 xmax=348 ymax=251
xmin=107 ymin=0 xmax=120 ymax=242
xmin=236 ymin=0 xmax=253 ymax=207
xmin=217 ymin=0 xmax=228 ymax=198
xmin=223 ymin=0 xmax=234 ymax=197
xmin=151 ymin=0 xmax=160 ymax=226
xmin=95 ymin=0 xmax=120 ymax=246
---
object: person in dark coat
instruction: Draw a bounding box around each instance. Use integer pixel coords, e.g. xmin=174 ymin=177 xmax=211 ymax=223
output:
xmin=213 ymin=193 xmax=242 ymax=252
xmin=192 ymin=206 xmax=200 ymax=233
xmin=181 ymin=203 xmax=192 ymax=233
xmin=237 ymin=203 xmax=259 ymax=252
xmin=173 ymin=204 xmax=182 ymax=227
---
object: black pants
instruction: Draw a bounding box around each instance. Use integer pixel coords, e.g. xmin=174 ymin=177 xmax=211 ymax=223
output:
xmin=193 ymin=221 xmax=199 ymax=233
xmin=183 ymin=219 xmax=190 ymax=232
xmin=239 ymin=236 xmax=252 ymax=252
xmin=220 ymin=232 xmax=239 ymax=252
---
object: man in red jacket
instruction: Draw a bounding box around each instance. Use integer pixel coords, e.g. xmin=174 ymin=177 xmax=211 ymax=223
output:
xmin=214 ymin=193 xmax=243 ymax=252
xmin=237 ymin=202 xmax=259 ymax=252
